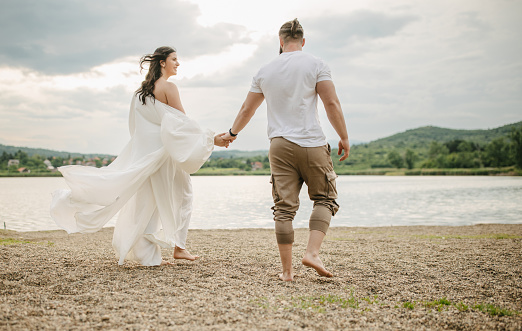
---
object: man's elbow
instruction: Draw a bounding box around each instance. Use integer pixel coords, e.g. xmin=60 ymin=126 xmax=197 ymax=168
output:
xmin=239 ymin=103 xmax=256 ymax=116
xmin=323 ymin=99 xmax=341 ymax=111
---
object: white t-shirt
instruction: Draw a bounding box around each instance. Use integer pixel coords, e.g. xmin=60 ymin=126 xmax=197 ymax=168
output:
xmin=250 ymin=51 xmax=332 ymax=147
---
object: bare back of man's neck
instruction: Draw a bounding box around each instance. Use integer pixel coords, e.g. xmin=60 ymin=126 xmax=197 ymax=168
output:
xmin=282 ymin=42 xmax=303 ymax=53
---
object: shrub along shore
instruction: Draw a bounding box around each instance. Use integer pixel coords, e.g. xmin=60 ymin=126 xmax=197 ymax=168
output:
xmin=2 ymin=122 xmax=521 ymax=177
xmin=1 ymin=166 xmax=520 ymax=177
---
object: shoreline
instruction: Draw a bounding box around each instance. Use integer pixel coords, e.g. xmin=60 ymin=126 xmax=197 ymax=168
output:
xmin=1 ymin=166 xmax=520 ymax=177
xmin=1 ymin=224 xmax=521 ymax=329
xmin=3 ymin=222 xmax=522 ymax=234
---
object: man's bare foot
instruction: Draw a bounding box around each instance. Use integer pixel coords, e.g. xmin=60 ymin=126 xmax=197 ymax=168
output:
xmin=279 ymin=272 xmax=294 ymax=281
xmin=160 ymin=260 xmax=174 ymax=266
xmin=302 ymin=254 xmax=333 ymax=277
xmin=173 ymin=247 xmax=200 ymax=261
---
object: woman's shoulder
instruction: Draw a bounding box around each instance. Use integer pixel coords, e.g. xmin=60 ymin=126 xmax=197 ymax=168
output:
xmin=154 ymin=80 xmax=180 ymax=104
xmin=155 ymin=80 xmax=178 ymax=92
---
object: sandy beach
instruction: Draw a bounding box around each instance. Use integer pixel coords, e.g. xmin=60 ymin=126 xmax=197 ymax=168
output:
xmin=1 ymin=224 xmax=521 ymax=330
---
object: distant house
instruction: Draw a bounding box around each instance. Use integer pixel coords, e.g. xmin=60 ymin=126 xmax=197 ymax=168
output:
xmin=43 ymin=159 xmax=55 ymax=170
xmin=84 ymin=161 xmax=96 ymax=167
xmin=7 ymin=159 xmax=19 ymax=167
xmin=17 ymin=167 xmax=30 ymax=173
xmin=252 ymin=161 xmax=263 ymax=171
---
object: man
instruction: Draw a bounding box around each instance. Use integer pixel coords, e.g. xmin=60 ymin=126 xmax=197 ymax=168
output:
xmin=223 ymin=18 xmax=349 ymax=281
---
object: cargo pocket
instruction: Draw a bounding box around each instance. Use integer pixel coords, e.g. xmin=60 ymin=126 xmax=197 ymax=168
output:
xmin=270 ymin=174 xmax=281 ymax=203
xmin=325 ymin=170 xmax=338 ymax=199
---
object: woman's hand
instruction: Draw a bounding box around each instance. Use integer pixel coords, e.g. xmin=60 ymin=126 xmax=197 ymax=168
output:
xmin=214 ymin=132 xmax=232 ymax=148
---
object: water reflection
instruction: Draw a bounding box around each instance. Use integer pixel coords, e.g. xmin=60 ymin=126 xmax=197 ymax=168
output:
xmin=0 ymin=176 xmax=521 ymax=232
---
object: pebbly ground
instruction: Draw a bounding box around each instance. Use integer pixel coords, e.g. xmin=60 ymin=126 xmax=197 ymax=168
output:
xmin=1 ymin=224 xmax=521 ymax=330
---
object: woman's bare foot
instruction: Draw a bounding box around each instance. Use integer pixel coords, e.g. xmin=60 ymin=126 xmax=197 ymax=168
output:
xmin=160 ymin=260 xmax=174 ymax=266
xmin=302 ymin=253 xmax=333 ymax=277
xmin=173 ymin=246 xmax=200 ymax=261
xmin=279 ymin=272 xmax=294 ymax=281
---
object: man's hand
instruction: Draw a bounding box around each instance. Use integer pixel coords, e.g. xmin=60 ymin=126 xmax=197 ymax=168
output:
xmin=214 ymin=132 xmax=233 ymax=148
xmin=338 ymin=138 xmax=350 ymax=161
xmin=221 ymin=131 xmax=237 ymax=142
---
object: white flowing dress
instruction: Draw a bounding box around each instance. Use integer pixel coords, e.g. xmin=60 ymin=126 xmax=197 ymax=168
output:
xmin=50 ymin=95 xmax=214 ymax=266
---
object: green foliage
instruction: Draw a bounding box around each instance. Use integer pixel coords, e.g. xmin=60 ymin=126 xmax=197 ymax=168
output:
xmin=413 ymin=233 xmax=521 ymax=240
xmin=2 ymin=122 xmax=521 ymax=175
xmin=387 ymin=150 xmax=404 ymax=168
xmin=1 ymin=148 xmax=114 ymax=175
xmin=403 ymin=301 xmax=415 ymax=310
xmin=424 ymin=298 xmax=452 ymax=311
xmin=201 ymin=154 xmax=269 ymax=172
xmin=370 ymin=122 xmax=521 ymax=148
xmin=483 ymin=137 xmax=511 ymax=167
xmin=0 ymin=238 xmax=32 ymax=245
xmin=473 ymin=303 xmax=515 ymax=316
xmin=455 ymin=302 xmax=469 ymax=312
xmin=421 ymin=133 xmax=518 ymax=169
xmin=510 ymin=126 xmax=522 ymax=168
xmin=358 ymin=121 xmax=521 ymax=171
xmin=395 ymin=298 xmax=517 ymax=316
xmin=290 ymin=290 xmax=360 ymax=312
xmin=405 ymin=149 xmax=416 ymax=169
xmin=362 ymin=295 xmax=379 ymax=305
xmin=0 ymin=144 xmax=113 ymax=160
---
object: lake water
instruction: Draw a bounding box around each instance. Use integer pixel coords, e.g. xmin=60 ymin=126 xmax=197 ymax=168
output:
xmin=0 ymin=176 xmax=521 ymax=232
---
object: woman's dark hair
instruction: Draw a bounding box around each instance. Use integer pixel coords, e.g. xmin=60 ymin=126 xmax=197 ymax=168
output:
xmin=135 ymin=46 xmax=176 ymax=105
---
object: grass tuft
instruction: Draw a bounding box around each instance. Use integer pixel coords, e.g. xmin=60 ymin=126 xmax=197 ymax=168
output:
xmin=362 ymin=295 xmax=379 ymax=305
xmin=424 ymin=298 xmax=452 ymax=311
xmin=414 ymin=233 xmax=521 ymax=240
xmin=455 ymin=301 xmax=468 ymax=312
xmin=403 ymin=301 xmax=415 ymax=310
xmin=473 ymin=303 xmax=515 ymax=316
xmin=0 ymin=238 xmax=32 ymax=246
xmin=253 ymin=294 xmax=519 ymax=317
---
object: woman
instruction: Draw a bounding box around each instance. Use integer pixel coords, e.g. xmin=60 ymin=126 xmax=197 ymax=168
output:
xmin=51 ymin=46 xmax=230 ymax=266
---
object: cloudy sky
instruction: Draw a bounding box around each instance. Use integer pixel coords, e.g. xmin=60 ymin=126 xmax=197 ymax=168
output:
xmin=1 ymin=0 xmax=521 ymax=155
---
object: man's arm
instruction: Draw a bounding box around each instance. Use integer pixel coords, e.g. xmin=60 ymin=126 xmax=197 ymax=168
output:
xmin=222 ymin=92 xmax=265 ymax=141
xmin=316 ymin=80 xmax=350 ymax=161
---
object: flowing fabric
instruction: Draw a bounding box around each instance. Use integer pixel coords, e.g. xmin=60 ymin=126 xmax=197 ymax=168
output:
xmin=50 ymin=95 xmax=214 ymax=266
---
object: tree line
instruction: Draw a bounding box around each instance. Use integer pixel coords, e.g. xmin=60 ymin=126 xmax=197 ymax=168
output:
xmin=0 ymin=150 xmax=112 ymax=173
xmin=386 ymin=126 xmax=522 ymax=169
xmin=3 ymin=126 xmax=521 ymax=174
xmin=1 ymin=150 xmax=50 ymax=172
xmin=201 ymin=155 xmax=270 ymax=171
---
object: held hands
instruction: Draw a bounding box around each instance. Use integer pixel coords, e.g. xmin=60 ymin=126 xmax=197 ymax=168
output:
xmin=338 ymin=138 xmax=350 ymax=161
xmin=221 ymin=131 xmax=237 ymax=143
xmin=214 ymin=132 xmax=237 ymax=148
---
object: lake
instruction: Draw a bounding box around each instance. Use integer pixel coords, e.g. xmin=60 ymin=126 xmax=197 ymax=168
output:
xmin=0 ymin=176 xmax=521 ymax=232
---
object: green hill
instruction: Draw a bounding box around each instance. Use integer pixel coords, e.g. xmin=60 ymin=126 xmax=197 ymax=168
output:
xmin=369 ymin=121 xmax=522 ymax=149
xmin=3 ymin=121 xmax=519 ymax=160
xmin=208 ymin=150 xmax=268 ymax=159
xmin=335 ymin=120 xmax=522 ymax=171
xmin=0 ymin=143 xmax=267 ymax=160
xmin=0 ymin=144 xmax=114 ymax=159
xmin=2 ymin=120 xmax=521 ymax=176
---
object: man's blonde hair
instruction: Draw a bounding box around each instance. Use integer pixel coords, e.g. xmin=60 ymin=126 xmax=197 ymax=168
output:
xmin=279 ymin=18 xmax=304 ymax=44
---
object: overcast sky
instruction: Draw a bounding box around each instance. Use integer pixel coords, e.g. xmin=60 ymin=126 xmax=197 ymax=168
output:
xmin=1 ymin=0 xmax=521 ymax=155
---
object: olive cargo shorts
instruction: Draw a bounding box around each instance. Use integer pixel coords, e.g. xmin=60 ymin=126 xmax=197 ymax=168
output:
xmin=269 ymin=137 xmax=340 ymax=244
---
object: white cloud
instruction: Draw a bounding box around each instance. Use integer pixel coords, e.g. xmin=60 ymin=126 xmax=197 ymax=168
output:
xmin=0 ymin=0 xmax=249 ymax=74
xmin=0 ymin=0 xmax=521 ymax=154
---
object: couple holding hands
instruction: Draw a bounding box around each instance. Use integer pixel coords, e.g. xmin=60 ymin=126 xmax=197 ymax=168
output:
xmin=51 ymin=19 xmax=349 ymax=281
